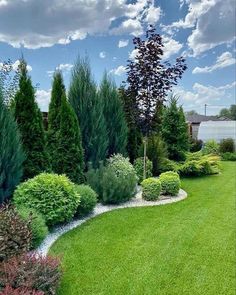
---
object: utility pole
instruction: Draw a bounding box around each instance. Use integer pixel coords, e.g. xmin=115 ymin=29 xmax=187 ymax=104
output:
xmin=204 ymin=104 xmax=207 ymax=116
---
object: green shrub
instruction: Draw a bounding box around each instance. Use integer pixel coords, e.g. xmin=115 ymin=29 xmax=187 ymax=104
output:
xmin=219 ymin=138 xmax=235 ymax=153
xmin=0 ymin=205 xmax=32 ymax=262
xmin=159 ymin=158 xmax=179 ymax=173
xmin=189 ymin=138 xmax=203 ymax=152
xmin=134 ymin=157 xmax=152 ymax=183
xmin=74 ymin=185 xmax=97 ymax=216
xmin=202 ymin=140 xmax=219 ymax=155
xmin=141 ymin=178 xmax=161 ymax=201
xmin=178 ymin=160 xmax=203 ymax=176
xmin=13 ymin=173 xmax=80 ymax=227
xmin=221 ymin=152 xmax=236 ymax=161
xmin=185 ymin=151 xmax=202 ymax=161
xmin=16 ymin=206 xmax=48 ymax=249
xmin=86 ymin=161 xmax=105 ymax=201
xmin=87 ymin=154 xmax=137 ymax=204
xmin=159 ymin=171 xmax=180 ymax=196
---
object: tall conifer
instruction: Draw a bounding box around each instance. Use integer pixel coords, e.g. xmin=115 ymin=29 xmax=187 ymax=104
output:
xmin=14 ymin=60 xmax=48 ymax=179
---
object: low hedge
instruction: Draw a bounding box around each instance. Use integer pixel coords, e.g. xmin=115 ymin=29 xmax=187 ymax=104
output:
xmin=141 ymin=178 xmax=161 ymax=201
xmin=74 ymin=185 xmax=97 ymax=217
xmin=17 ymin=206 xmax=48 ymax=249
xmin=13 ymin=173 xmax=80 ymax=227
xmin=221 ymin=152 xmax=236 ymax=161
xmin=159 ymin=171 xmax=180 ymax=196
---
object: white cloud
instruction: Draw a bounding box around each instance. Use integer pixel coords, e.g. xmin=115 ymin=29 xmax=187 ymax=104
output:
xmin=118 ymin=39 xmax=129 ymax=48
xmin=47 ymin=63 xmax=73 ymax=77
xmin=163 ymin=0 xmax=235 ymax=56
xmin=129 ymin=48 xmax=139 ymax=60
xmin=193 ymin=51 xmax=236 ymax=74
xmin=176 ymin=81 xmax=236 ymax=106
xmin=99 ymin=51 xmax=106 ymax=59
xmin=36 ymin=89 xmax=51 ymax=112
xmin=0 ymin=0 xmax=161 ymax=49
xmin=110 ymin=65 xmax=126 ymax=76
xmin=162 ymin=36 xmax=183 ymax=59
xmin=0 ymin=59 xmax=32 ymax=72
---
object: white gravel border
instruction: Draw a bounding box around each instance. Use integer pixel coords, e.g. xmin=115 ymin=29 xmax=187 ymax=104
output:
xmin=36 ymin=188 xmax=187 ymax=256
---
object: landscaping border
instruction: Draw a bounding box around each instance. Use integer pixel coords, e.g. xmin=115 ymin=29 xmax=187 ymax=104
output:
xmin=36 ymin=188 xmax=187 ymax=256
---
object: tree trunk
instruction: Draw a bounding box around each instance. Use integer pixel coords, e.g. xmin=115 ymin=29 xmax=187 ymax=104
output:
xmin=143 ymin=136 xmax=147 ymax=180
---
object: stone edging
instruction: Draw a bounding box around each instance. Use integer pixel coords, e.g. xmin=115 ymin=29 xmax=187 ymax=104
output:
xmin=36 ymin=188 xmax=187 ymax=256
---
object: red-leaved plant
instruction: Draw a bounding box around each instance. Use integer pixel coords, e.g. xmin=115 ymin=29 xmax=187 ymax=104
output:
xmin=0 ymin=253 xmax=61 ymax=295
xmin=0 ymin=285 xmax=44 ymax=295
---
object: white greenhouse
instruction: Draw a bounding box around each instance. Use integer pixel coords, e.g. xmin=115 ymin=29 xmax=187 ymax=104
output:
xmin=198 ymin=121 xmax=236 ymax=144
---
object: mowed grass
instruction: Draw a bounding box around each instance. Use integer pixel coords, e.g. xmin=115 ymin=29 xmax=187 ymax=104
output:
xmin=50 ymin=162 xmax=236 ymax=295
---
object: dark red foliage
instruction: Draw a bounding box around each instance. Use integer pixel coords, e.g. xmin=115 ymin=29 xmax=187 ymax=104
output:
xmin=126 ymin=25 xmax=187 ymax=136
xmin=0 ymin=285 xmax=44 ymax=295
xmin=0 ymin=253 xmax=61 ymax=295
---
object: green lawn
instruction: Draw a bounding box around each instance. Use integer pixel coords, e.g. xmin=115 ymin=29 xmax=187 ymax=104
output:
xmin=50 ymin=162 xmax=236 ymax=295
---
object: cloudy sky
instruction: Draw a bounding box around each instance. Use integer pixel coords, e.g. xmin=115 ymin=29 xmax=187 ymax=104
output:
xmin=0 ymin=0 xmax=235 ymax=114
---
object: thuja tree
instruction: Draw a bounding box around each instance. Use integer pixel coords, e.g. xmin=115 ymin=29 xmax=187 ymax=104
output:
xmin=0 ymin=88 xmax=25 ymax=204
xmin=69 ymin=57 xmax=108 ymax=168
xmin=118 ymin=87 xmax=142 ymax=163
xmin=47 ymin=71 xmax=66 ymax=170
xmin=162 ymin=95 xmax=189 ymax=161
xmin=14 ymin=60 xmax=48 ymax=179
xmin=56 ymin=94 xmax=84 ymax=183
xmin=99 ymin=73 xmax=128 ymax=157
xmin=126 ymin=25 xmax=187 ymax=178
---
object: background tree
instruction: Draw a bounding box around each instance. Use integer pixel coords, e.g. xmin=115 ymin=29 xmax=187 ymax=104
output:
xmin=185 ymin=110 xmax=199 ymax=116
xmin=0 ymin=87 xmax=25 ymax=204
xmin=162 ymin=95 xmax=189 ymax=161
xmin=47 ymin=71 xmax=66 ymax=170
xmin=99 ymin=74 xmax=128 ymax=157
xmin=219 ymin=104 xmax=236 ymax=120
xmin=119 ymin=87 xmax=142 ymax=163
xmin=13 ymin=60 xmax=48 ymax=179
xmin=56 ymin=94 xmax=84 ymax=183
xmin=125 ymin=25 xmax=187 ymax=178
xmin=69 ymin=57 xmax=108 ymax=168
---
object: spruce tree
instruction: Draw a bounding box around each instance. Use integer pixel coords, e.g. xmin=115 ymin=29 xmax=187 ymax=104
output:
xmin=14 ymin=60 xmax=48 ymax=179
xmin=47 ymin=71 xmax=66 ymax=170
xmin=99 ymin=74 xmax=128 ymax=157
xmin=162 ymin=95 xmax=189 ymax=161
xmin=56 ymin=94 xmax=84 ymax=183
xmin=0 ymin=88 xmax=25 ymax=204
xmin=118 ymin=87 xmax=142 ymax=163
xmin=69 ymin=57 xmax=108 ymax=168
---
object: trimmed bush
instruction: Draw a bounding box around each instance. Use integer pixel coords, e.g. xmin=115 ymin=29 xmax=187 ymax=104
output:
xmin=87 ymin=154 xmax=137 ymax=204
xmin=0 ymin=253 xmax=61 ymax=295
xmin=0 ymin=205 xmax=32 ymax=262
xmin=75 ymin=185 xmax=97 ymax=217
xmin=16 ymin=207 xmax=48 ymax=249
xmin=221 ymin=152 xmax=236 ymax=161
xmin=141 ymin=178 xmax=161 ymax=201
xmin=13 ymin=173 xmax=80 ymax=227
xmin=202 ymin=140 xmax=219 ymax=155
xmin=219 ymin=138 xmax=235 ymax=153
xmin=159 ymin=171 xmax=180 ymax=196
xmin=134 ymin=157 xmax=152 ymax=183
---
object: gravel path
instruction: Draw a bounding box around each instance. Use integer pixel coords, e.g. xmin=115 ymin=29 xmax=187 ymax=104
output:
xmin=36 ymin=188 xmax=187 ymax=256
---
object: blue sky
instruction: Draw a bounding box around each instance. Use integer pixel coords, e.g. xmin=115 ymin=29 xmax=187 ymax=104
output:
xmin=0 ymin=0 xmax=235 ymax=115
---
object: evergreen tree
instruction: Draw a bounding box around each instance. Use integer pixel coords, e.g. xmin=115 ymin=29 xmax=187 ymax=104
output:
xmin=14 ymin=60 xmax=48 ymax=179
xmin=56 ymin=94 xmax=84 ymax=183
xmin=47 ymin=71 xmax=66 ymax=170
xmin=99 ymin=74 xmax=128 ymax=157
xmin=162 ymin=95 xmax=189 ymax=161
xmin=69 ymin=57 xmax=108 ymax=168
xmin=0 ymin=88 xmax=25 ymax=204
xmin=118 ymin=87 xmax=142 ymax=163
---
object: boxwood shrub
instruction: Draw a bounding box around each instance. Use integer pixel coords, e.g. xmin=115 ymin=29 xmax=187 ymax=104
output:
xmin=159 ymin=171 xmax=180 ymax=196
xmin=134 ymin=157 xmax=152 ymax=183
xmin=74 ymin=185 xmax=97 ymax=217
xmin=16 ymin=206 xmax=48 ymax=249
xmin=141 ymin=178 xmax=161 ymax=201
xmin=13 ymin=173 xmax=80 ymax=227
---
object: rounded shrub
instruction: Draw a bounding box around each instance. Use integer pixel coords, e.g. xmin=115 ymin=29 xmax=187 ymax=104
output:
xmin=74 ymin=185 xmax=97 ymax=217
xmin=16 ymin=206 xmax=48 ymax=249
xmin=202 ymin=140 xmax=219 ymax=155
xmin=141 ymin=178 xmax=161 ymax=201
xmin=134 ymin=157 xmax=152 ymax=183
xmin=219 ymin=138 xmax=235 ymax=153
xmin=159 ymin=171 xmax=181 ymax=196
xmin=13 ymin=173 xmax=80 ymax=227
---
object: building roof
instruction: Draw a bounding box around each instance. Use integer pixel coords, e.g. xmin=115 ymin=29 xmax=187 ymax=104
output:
xmin=186 ymin=114 xmax=230 ymax=124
